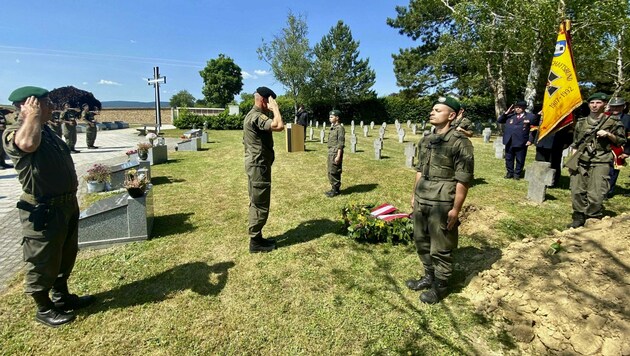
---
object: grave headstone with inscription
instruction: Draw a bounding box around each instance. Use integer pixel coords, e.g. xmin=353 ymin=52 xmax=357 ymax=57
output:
xmin=374 ymin=139 xmax=383 ymax=160
xmin=483 ymin=128 xmax=492 ymax=143
xmin=398 ymin=129 xmax=406 ymax=143
xmin=404 ymin=142 xmax=416 ymax=168
xmin=494 ymin=140 xmax=505 ymax=159
xmin=320 ymin=129 xmax=325 ymax=144
xmin=350 ymin=134 xmax=357 ymax=153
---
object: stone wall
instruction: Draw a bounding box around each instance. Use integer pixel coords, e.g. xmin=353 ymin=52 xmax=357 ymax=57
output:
xmin=98 ymin=108 xmax=173 ymax=125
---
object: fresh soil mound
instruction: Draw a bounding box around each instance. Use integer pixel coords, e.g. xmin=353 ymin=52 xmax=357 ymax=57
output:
xmin=462 ymin=213 xmax=630 ymax=355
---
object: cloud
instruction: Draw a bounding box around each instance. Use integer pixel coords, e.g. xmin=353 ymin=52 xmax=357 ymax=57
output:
xmin=130 ymin=40 xmax=137 ymax=44
xmin=82 ymin=82 xmax=88 ymax=85
xmin=15 ymin=59 xmax=20 ymax=63
xmin=254 ymin=70 xmax=269 ymax=76
xmin=98 ymin=79 xmax=121 ymax=86
xmin=242 ymin=71 xmax=254 ymax=79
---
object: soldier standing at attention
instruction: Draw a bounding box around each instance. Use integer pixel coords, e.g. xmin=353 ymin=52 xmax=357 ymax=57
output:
xmin=81 ymin=103 xmax=98 ymax=149
xmin=2 ymin=86 xmax=94 ymax=327
xmin=243 ymin=87 xmax=284 ymax=253
xmin=325 ymin=110 xmax=345 ymax=197
xmin=406 ymin=96 xmax=474 ymax=304
xmin=0 ymin=108 xmax=15 ymax=169
xmin=48 ymin=110 xmax=63 ymax=137
xmin=567 ymin=93 xmax=626 ymax=228
xmin=60 ymin=103 xmax=80 ymax=153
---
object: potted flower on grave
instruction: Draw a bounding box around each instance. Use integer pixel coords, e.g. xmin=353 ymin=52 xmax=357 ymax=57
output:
xmin=125 ymin=149 xmax=138 ymax=161
xmin=123 ymin=168 xmax=149 ymax=198
xmin=137 ymin=142 xmax=152 ymax=160
xmin=145 ymin=132 xmax=158 ymax=146
xmin=85 ymin=163 xmax=111 ymax=193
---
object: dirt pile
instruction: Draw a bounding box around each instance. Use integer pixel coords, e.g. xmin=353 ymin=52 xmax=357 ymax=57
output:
xmin=462 ymin=213 xmax=630 ymax=355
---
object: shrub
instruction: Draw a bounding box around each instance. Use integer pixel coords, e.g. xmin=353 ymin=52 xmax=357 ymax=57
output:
xmin=173 ymin=107 xmax=206 ymax=129
xmin=341 ymin=204 xmax=413 ymax=244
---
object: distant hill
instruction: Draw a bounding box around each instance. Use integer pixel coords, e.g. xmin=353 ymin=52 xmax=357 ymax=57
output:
xmin=101 ymin=101 xmax=170 ymax=108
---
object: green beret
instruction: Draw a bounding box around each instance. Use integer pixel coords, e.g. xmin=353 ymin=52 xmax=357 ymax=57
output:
xmin=587 ymin=92 xmax=608 ymax=102
xmin=608 ymin=97 xmax=626 ymax=106
xmin=255 ymin=86 xmax=277 ymax=99
xmin=8 ymin=86 xmax=49 ymax=103
xmin=434 ymin=96 xmax=461 ymax=113
xmin=329 ymin=110 xmax=341 ymax=116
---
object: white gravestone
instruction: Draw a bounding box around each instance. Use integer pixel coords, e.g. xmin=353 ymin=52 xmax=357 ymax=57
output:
xmin=363 ymin=126 xmax=369 ymax=137
xmin=370 ymin=121 xmax=375 ymax=129
xmin=398 ymin=129 xmax=406 ymax=143
xmin=350 ymin=134 xmax=357 ymax=153
xmin=404 ymin=142 xmax=416 ymax=168
xmin=374 ymin=139 xmax=383 ymax=160
xmin=320 ymin=129 xmax=325 ymax=144
xmin=412 ymin=124 xmax=417 ymax=135
xmin=309 ymin=127 xmax=314 ymax=141
xmin=483 ymin=128 xmax=492 ymax=143
xmin=494 ymin=140 xmax=505 ymax=159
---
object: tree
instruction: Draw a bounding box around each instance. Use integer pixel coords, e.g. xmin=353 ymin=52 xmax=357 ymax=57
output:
xmin=169 ymin=90 xmax=196 ymax=108
xmin=199 ymin=54 xmax=243 ymax=107
xmin=309 ymin=20 xmax=376 ymax=109
xmin=257 ymin=11 xmax=313 ymax=118
xmin=48 ymin=86 xmax=101 ymax=110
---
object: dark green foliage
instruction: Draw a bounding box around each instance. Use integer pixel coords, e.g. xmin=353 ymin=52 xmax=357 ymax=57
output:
xmin=341 ymin=204 xmax=413 ymax=244
xmin=169 ymin=90 xmax=196 ymax=108
xmin=49 ymin=86 xmax=101 ymax=111
xmin=199 ymin=54 xmax=243 ymax=107
xmin=173 ymin=108 xmax=242 ymax=130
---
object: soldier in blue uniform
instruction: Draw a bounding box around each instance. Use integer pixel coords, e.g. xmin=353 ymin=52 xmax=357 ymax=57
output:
xmin=497 ymin=101 xmax=537 ymax=179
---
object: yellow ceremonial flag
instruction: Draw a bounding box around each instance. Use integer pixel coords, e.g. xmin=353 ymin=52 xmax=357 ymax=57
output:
xmin=539 ymin=20 xmax=583 ymax=141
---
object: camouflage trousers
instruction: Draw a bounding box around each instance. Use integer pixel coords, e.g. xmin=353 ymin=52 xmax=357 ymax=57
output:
xmin=327 ymin=152 xmax=343 ymax=190
xmin=63 ymin=125 xmax=77 ymax=150
xmin=246 ymin=164 xmax=271 ymax=239
xmin=413 ymin=199 xmax=459 ymax=281
xmin=18 ymin=196 xmax=79 ymax=294
xmin=570 ymin=162 xmax=610 ymax=218
xmin=86 ymin=126 xmax=97 ymax=147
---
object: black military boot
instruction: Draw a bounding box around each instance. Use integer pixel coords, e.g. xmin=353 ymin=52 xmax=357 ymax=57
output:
xmin=249 ymin=237 xmax=276 ymax=253
xmin=32 ymin=291 xmax=75 ymax=327
xmin=566 ymin=212 xmax=585 ymax=228
xmin=405 ymin=271 xmax=434 ymax=291
xmin=419 ymin=278 xmax=449 ymax=304
xmin=51 ymin=282 xmax=95 ymax=311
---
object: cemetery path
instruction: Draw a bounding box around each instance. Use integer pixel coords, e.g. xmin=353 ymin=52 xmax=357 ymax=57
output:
xmin=460 ymin=211 xmax=630 ymax=355
xmin=0 ymin=127 xmax=179 ymax=292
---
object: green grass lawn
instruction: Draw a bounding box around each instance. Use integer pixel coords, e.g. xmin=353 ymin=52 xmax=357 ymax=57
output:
xmin=1 ymin=128 xmax=628 ymax=354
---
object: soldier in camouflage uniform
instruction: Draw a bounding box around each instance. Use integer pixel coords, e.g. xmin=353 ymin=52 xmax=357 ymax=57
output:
xmin=567 ymin=92 xmax=627 ymax=228
xmin=325 ymin=110 xmax=345 ymax=197
xmin=48 ymin=110 xmax=63 ymax=137
xmin=452 ymin=105 xmax=473 ymax=137
xmin=243 ymin=87 xmax=284 ymax=253
xmin=406 ymin=96 xmax=475 ymax=304
xmin=81 ymin=103 xmax=98 ymax=149
xmin=60 ymin=103 xmax=80 ymax=153
xmin=3 ymin=86 xmax=94 ymax=327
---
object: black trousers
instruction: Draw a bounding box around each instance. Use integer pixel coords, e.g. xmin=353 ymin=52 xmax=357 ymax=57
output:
xmin=505 ymin=142 xmax=528 ymax=177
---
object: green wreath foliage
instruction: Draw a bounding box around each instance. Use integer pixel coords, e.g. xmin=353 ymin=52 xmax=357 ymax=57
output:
xmin=340 ymin=204 xmax=413 ymax=244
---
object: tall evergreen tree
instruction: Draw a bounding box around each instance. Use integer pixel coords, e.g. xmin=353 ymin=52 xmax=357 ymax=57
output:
xmin=310 ymin=20 xmax=376 ymax=108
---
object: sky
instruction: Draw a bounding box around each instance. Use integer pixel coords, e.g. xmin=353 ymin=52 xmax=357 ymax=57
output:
xmin=0 ymin=0 xmax=417 ymax=105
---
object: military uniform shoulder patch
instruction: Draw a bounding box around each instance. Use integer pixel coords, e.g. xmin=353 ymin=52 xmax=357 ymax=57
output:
xmin=5 ymin=131 xmax=15 ymax=143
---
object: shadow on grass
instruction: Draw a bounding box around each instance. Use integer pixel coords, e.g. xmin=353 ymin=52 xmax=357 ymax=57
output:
xmin=151 ymin=212 xmax=196 ymax=238
xmin=151 ymin=176 xmax=187 ymax=186
xmin=470 ymin=177 xmax=488 ymax=187
xmin=343 ymin=183 xmax=378 ymax=194
xmin=86 ymin=261 xmax=235 ymax=313
xmin=272 ymin=219 xmax=338 ymax=248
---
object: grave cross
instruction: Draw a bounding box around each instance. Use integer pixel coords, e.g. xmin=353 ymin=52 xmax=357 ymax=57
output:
xmin=309 ymin=127 xmax=314 ymax=141
xmin=147 ymin=66 xmax=166 ymax=134
xmin=374 ymin=139 xmax=383 ymax=160
xmin=524 ymin=161 xmax=556 ymax=203
xmin=404 ymin=142 xmax=416 ymax=168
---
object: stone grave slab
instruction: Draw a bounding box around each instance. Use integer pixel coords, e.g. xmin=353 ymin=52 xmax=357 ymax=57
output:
xmin=404 ymin=142 xmax=416 ymax=168
xmin=524 ymin=161 xmax=555 ymax=203
xmin=177 ymin=137 xmax=201 ymax=151
xmin=78 ymin=184 xmax=154 ymax=248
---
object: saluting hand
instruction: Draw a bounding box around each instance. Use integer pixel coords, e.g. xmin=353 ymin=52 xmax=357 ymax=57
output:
xmin=21 ymin=96 xmax=43 ymax=123
xmin=267 ymin=97 xmax=279 ymax=112
xmin=504 ymin=104 xmax=514 ymax=115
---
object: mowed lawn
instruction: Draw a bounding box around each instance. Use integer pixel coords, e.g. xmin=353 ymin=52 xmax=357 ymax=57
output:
xmin=1 ymin=128 xmax=628 ymax=354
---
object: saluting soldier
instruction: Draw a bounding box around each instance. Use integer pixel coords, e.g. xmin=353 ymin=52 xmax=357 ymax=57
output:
xmin=243 ymin=87 xmax=284 ymax=253
xmin=48 ymin=110 xmax=63 ymax=137
xmin=567 ymin=92 xmax=626 ymax=228
xmin=452 ymin=104 xmax=473 ymax=137
xmin=406 ymin=96 xmax=474 ymax=304
xmin=60 ymin=103 xmax=80 ymax=153
xmin=2 ymin=86 xmax=94 ymax=327
xmin=0 ymin=108 xmax=15 ymax=169
xmin=81 ymin=103 xmax=98 ymax=149
xmin=325 ymin=110 xmax=345 ymax=197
